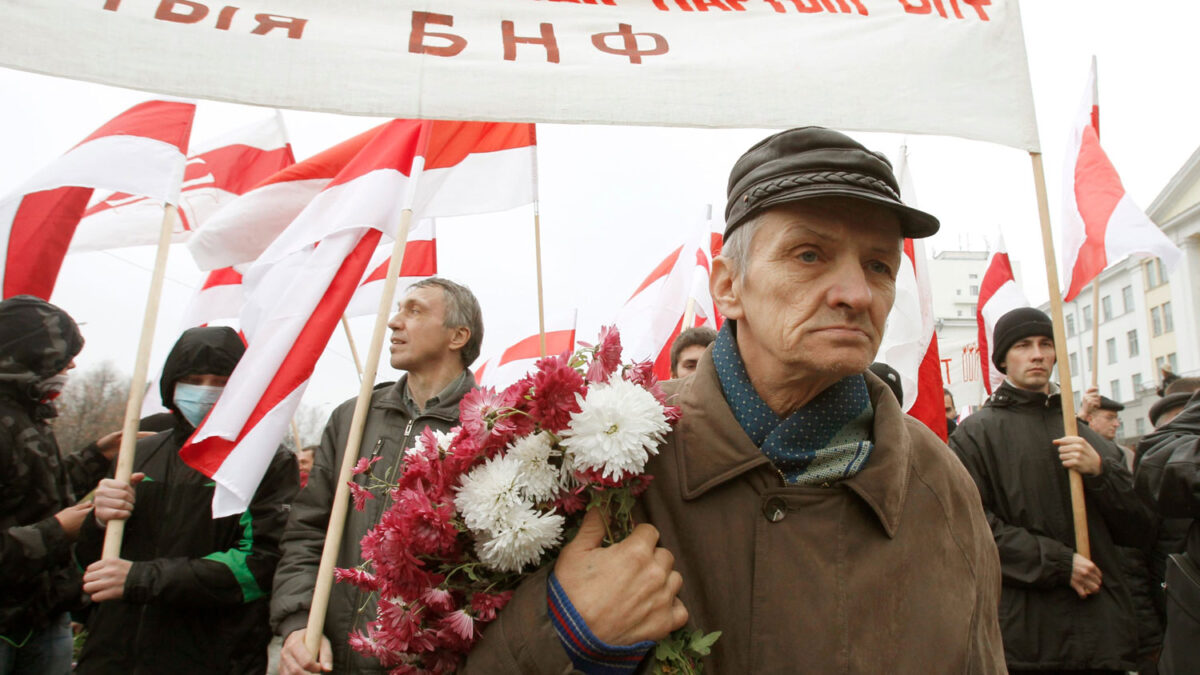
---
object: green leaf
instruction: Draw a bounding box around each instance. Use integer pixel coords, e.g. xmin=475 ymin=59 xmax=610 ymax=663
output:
xmin=688 ymin=630 xmax=722 ymax=656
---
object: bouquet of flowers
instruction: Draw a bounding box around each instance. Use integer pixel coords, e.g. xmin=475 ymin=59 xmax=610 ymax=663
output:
xmin=336 ymin=326 xmax=719 ymax=674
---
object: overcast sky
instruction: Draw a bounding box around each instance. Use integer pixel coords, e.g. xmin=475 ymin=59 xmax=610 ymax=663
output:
xmin=2 ymin=1 xmax=1197 ymax=418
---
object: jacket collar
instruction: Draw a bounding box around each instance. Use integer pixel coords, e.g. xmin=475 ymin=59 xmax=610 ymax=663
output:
xmin=373 ymin=370 xmax=476 ymax=422
xmin=988 ymin=379 xmax=1061 ymax=409
xmin=671 ymin=350 xmax=911 ymax=538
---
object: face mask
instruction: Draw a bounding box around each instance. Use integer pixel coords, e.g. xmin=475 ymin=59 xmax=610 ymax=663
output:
xmin=35 ymin=373 xmax=70 ymax=402
xmin=173 ymin=382 xmax=225 ymax=427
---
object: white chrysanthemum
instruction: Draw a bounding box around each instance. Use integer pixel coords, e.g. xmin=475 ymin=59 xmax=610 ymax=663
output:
xmin=507 ymin=432 xmax=563 ymax=503
xmin=405 ymin=428 xmax=455 ymax=458
xmin=560 ymin=376 xmax=670 ymax=480
xmin=475 ymin=506 xmax=565 ymax=572
xmin=454 ymin=455 xmax=524 ymax=534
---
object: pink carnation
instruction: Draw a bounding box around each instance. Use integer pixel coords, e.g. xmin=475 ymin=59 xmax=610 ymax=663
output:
xmin=470 ymin=591 xmax=513 ymax=622
xmin=348 ymin=481 xmax=376 ymax=511
xmin=525 ymin=354 xmax=586 ymax=433
xmin=353 ymin=455 xmax=382 ymax=476
xmin=333 ymin=566 xmax=378 ymax=592
xmin=586 ymin=325 xmax=622 ymax=383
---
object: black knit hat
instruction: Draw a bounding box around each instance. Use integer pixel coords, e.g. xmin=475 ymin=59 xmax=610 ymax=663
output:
xmin=991 ymin=307 xmax=1054 ymax=373
xmin=725 ymin=127 xmax=940 ymax=239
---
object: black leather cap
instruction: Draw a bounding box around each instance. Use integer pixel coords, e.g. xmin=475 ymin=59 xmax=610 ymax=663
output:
xmin=1148 ymin=392 xmax=1191 ymax=427
xmin=725 ymin=127 xmax=940 ymax=239
xmin=1097 ymin=396 xmax=1124 ymax=412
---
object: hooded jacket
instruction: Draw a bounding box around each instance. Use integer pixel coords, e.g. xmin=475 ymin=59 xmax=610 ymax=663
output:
xmin=949 ymin=380 xmax=1157 ymax=671
xmin=271 ymin=371 xmax=476 ymax=673
xmin=0 ymin=295 xmax=104 ymax=644
xmin=74 ymin=326 xmax=299 ymax=674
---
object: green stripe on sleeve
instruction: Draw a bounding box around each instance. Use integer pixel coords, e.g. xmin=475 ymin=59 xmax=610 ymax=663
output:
xmin=203 ymin=509 xmax=265 ymax=603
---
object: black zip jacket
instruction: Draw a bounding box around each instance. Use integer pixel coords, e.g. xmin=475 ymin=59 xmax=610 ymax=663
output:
xmin=949 ymin=380 xmax=1157 ymax=671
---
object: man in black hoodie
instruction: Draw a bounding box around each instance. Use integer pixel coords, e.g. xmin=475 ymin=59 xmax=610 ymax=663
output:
xmin=75 ymin=326 xmax=299 ymax=674
xmin=0 ymin=296 xmax=110 ymax=674
xmin=950 ymin=307 xmax=1156 ymax=674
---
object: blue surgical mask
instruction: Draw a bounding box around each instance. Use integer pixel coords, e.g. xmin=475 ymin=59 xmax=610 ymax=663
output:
xmin=173 ymin=382 xmax=224 ymax=427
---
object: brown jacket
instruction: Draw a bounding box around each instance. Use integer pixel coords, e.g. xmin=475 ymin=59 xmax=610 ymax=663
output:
xmin=463 ymin=353 xmax=1005 ymax=673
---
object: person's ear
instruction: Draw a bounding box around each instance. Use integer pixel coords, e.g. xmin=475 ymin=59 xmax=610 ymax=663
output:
xmin=448 ymin=326 xmax=470 ymax=353
xmin=711 ymin=256 xmax=745 ymax=321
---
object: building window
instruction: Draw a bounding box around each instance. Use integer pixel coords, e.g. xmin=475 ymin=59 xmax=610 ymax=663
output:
xmin=1163 ymin=301 xmax=1174 ymax=333
xmin=1136 ymin=418 xmax=1146 ymax=435
xmin=1067 ymin=352 xmax=1077 ymax=373
xmin=1101 ymin=295 xmax=1113 ymax=321
xmin=1145 ymin=259 xmax=1168 ymax=288
xmin=1152 ymin=306 xmax=1163 ymax=336
xmin=969 ymin=285 xmax=979 ymax=296
xmin=1106 ymin=338 xmax=1117 ymax=365
xmin=1169 ymin=353 xmax=1179 ymax=372
xmin=968 ymin=273 xmax=978 ymax=280
xmin=1110 ymin=379 xmax=1121 ymax=402
xmin=1127 ymin=330 xmax=1139 ymax=357
xmin=1066 ymin=315 xmax=1076 ymax=338
xmin=1122 ymin=285 xmax=1134 ymax=313
xmin=1132 ymin=373 xmax=1143 ymax=393
xmin=1157 ymin=355 xmax=1167 ymax=374
xmin=1086 ymin=346 xmax=1093 ymax=368
xmin=956 ymin=310 xmax=962 ymax=317
xmin=956 ymin=289 xmax=962 ymax=296
xmin=1082 ymin=305 xmax=1093 ymax=330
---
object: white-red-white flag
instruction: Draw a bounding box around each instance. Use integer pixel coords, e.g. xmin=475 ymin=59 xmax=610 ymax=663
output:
xmin=474 ymin=310 xmax=578 ymax=391
xmin=182 ymin=120 xmax=538 ymax=516
xmin=977 ymin=234 xmax=1030 ymax=394
xmin=615 ymin=212 xmax=721 ymax=381
xmin=344 ymin=219 xmax=437 ymax=317
xmin=69 ymin=113 xmax=293 ymax=252
xmin=0 ymin=100 xmax=194 ymax=298
xmin=877 ymin=145 xmax=946 ymax=439
xmin=1061 ymin=58 xmax=1182 ymax=302
xmin=181 ymin=267 xmax=245 ymax=329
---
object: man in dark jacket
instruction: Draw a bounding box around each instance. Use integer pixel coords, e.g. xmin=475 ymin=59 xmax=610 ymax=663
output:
xmin=0 ymin=296 xmax=111 ymax=674
xmin=75 ymin=326 xmax=299 ymax=674
xmin=950 ymin=307 xmax=1157 ymax=673
xmin=1136 ymin=389 xmax=1200 ymax=674
xmin=273 ymin=277 xmax=483 ymax=674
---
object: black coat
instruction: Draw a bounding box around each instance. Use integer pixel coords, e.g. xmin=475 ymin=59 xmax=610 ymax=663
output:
xmin=74 ymin=327 xmax=298 ymax=674
xmin=1137 ymin=391 xmax=1200 ymax=564
xmin=949 ymin=381 xmax=1157 ymax=671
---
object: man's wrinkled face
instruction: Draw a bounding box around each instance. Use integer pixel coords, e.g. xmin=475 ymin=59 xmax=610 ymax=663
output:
xmin=673 ymin=344 xmax=707 ymax=379
xmin=1091 ymin=409 xmax=1121 ymax=441
xmin=722 ymin=198 xmax=902 ymax=380
xmin=387 ymin=286 xmax=456 ymax=371
xmin=1002 ymin=336 xmax=1056 ymax=392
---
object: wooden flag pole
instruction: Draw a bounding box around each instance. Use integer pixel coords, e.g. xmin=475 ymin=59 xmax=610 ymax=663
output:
xmin=1030 ymin=152 xmax=1091 ymax=560
xmin=102 ymin=204 xmax=177 ymax=559
xmin=341 ymin=314 xmax=365 ymax=381
xmin=534 ymin=204 xmax=547 ymax=358
xmin=305 ymin=211 xmax=414 ymax=660
xmin=681 ymin=298 xmax=697 ymax=333
xmin=290 ymin=419 xmax=305 ymax=453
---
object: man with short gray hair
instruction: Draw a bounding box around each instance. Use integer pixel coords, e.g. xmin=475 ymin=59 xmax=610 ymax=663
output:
xmin=272 ymin=277 xmax=483 ymax=674
xmin=463 ymin=127 xmax=1004 ymax=673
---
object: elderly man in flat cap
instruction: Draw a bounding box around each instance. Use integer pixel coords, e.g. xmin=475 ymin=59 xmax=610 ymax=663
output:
xmin=462 ymin=128 xmax=1005 ymax=674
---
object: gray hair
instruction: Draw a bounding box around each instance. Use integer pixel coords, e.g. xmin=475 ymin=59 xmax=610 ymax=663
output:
xmin=408 ymin=277 xmax=484 ymax=367
xmin=718 ymin=214 xmax=764 ymax=279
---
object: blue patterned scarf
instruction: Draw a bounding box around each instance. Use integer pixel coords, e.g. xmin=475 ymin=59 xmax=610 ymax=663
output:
xmin=711 ymin=325 xmax=874 ymax=486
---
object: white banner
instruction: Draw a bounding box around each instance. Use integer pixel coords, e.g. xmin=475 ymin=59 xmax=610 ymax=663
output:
xmin=3 ymin=0 xmax=1038 ymax=150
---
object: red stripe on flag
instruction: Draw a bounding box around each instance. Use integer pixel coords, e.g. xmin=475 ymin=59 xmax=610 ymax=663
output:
xmin=194 ymin=144 xmax=296 ymax=195
xmin=653 ymin=314 xmax=686 ymax=382
xmin=361 ymin=240 xmax=437 ymax=285
xmin=4 ymin=186 xmax=94 ymax=299
xmin=710 ymin=232 xmax=724 ymax=260
xmin=180 ymin=228 xmax=383 ymax=477
xmin=257 ymin=125 xmax=385 ymax=189
xmin=201 ymin=267 xmax=243 ymax=290
xmin=499 ymin=329 xmax=576 ymax=366
xmin=1065 ymin=125 xmax=1125 ymax=301
xmin=327 ymin=120 xmax=429 ymax=190
xmin=426 ymin=122 xmax=536 ymax=170
xmin=976 ymin=251 xmax=1016 ymax=395
xmin=629 ymin=246 xmax=683 ymax=300
xmin=75 ymin=101 xmax=196 ymax=153
xmin=910 ymin=337 xmax=948 ymax=440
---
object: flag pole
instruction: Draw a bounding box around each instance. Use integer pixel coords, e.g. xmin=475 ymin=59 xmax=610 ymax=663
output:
xmin=305 ymin=211 xmax=414 ymax=660
xmin=102 ymin=204 xmax=177 ymax=559
xmin=534 ymin=203 xmax=547 ymax=357
xmin=1089 ymin=280 xmax=1101 ymax=388
xmin=1030 ymin=152 xmax=1091 ymax=560
xmin=341 ymin=314 xmax=365 ymax=381
xmin=682 ymin=298 xmax=697 ymax=331
xmin=290 ymin=419 xmax=305 ymax=453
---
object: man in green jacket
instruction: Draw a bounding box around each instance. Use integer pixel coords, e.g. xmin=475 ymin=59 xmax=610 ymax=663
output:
xmin=273 ymin=277 xmax=483 ymax=674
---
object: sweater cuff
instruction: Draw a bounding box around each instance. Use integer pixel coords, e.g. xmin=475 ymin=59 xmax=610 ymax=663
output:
xmin=547 ymin=571 xmax=653 ymax=674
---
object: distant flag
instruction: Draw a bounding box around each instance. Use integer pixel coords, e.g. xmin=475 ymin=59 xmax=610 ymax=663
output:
xmin=70 ymin=112 xmax=294 ymax=252
xmin=181 ymin=120 xmax=538 ymax=516
xmin=344 ymin=219 xmax=437 ymax=317
xmin=181 ymin=267 xmax=245 ymax=329
xmin=977 ymin=234 xmax=1029 ymax=394
xmin=877 ymin=145 xmax=946 ymax=439
xmin=1060 ymin=58 xmax=1182 ymax=302
xmin=615 ymin=210 xmax=720 ymax=381
xmin=474 ymin=310 xmax=578 ymax=390
xmin=0 ymin=100 xmax=195 ymax=298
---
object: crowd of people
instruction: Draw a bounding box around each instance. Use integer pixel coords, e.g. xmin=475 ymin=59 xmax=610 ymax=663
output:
xmin=2 ymin=127 xmax=1198 ymax=674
